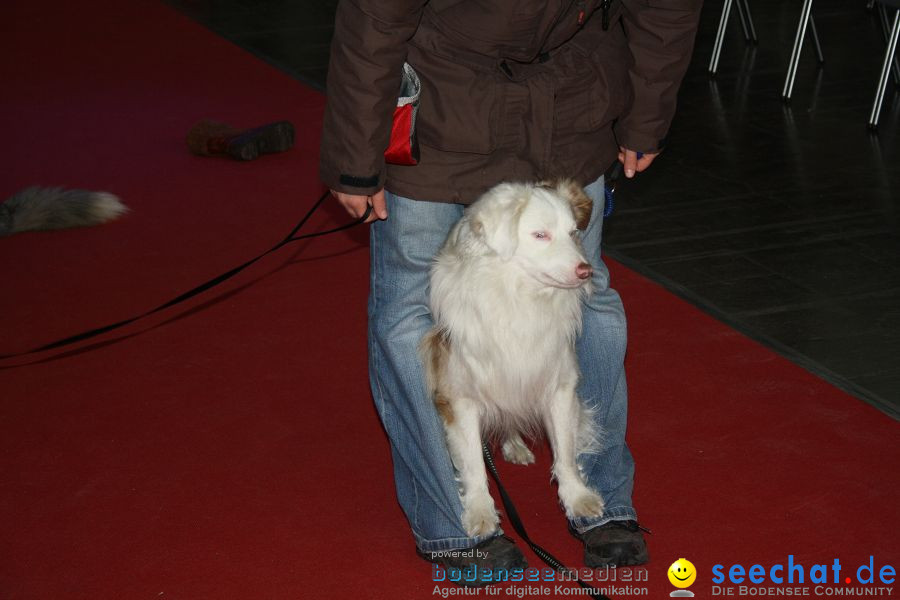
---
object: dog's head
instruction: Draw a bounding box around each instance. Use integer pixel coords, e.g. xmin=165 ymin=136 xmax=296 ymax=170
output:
xmin=465 ymin=180 xmax=594 ymax=288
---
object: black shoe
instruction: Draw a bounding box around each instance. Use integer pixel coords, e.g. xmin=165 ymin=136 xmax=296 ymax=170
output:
xmin=571 ymin=520 xmax=649 ymax=568
xmin=226 ymin=120 xmax=295 ymax=160
xmin=417 ymin=535 xmax=528 ymax=588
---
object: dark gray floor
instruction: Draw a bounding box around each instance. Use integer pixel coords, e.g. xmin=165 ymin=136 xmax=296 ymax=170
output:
xmin=168 ymin=0 xmax=900 ymax=419
xmin=167 ymin=0 xmax=337 ymax=90
xmin=607 ymin=1 xmax=900 ymax=419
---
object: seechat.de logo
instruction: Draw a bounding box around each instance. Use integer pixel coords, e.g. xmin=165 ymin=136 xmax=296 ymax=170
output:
xmin=668 ymin=558 xmax=697 ymax=597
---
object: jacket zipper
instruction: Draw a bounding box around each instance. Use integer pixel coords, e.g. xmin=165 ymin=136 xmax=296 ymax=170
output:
xmin=601 ymin=0 xmax=612 ymax=30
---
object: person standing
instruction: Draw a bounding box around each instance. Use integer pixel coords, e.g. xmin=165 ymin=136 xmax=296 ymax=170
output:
xmin=320 ymin=0 xmax=702 ymax=577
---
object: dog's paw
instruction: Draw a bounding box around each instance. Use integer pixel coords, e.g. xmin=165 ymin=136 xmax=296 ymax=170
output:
xmin=462 ymin=495 xmax=500 ymax=537
xmin=561 ymin=487 xmax=605 ymax=519
xmin=501 ymin=436 xmax=535 ymax=465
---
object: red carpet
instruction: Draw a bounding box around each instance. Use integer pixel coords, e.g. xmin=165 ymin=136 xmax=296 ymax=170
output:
xmin=1 ymin=2 xmax=897 ymax=599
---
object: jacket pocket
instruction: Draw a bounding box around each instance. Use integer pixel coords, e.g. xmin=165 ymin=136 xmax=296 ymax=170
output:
xmin=557 ymin=27 xmax=630 ymax=133
xmin=412 ymin=53 xmax=498 ymax=155
xmin=555 ymin=64 xmax=626 ymax=133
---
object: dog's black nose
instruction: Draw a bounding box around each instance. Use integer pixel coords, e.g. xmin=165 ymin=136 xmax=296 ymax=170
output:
xmin=576 ymin=262 xmax=592 ymax=280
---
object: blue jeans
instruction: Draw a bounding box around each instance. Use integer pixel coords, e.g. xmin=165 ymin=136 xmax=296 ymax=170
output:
xmin=368 ymin=177 xmax=636 ymax=553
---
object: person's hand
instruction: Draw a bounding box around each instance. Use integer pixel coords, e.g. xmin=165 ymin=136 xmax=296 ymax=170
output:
xmin=330 ymin=189 xmax=387 ymax=223
xmin=618 ymin=147 xmax=659 ymax=178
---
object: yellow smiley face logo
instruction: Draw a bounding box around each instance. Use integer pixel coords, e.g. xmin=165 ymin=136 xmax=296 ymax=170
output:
xmin=668 ymin=558 xmax=697 ymax=588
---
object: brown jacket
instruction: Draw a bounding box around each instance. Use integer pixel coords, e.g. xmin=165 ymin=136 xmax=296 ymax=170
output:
xmin=320 ymin=0 xmax=702 ymax=204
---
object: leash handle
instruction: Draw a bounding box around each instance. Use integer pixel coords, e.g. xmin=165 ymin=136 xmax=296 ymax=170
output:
xmin=482 ymin=442 xmax=613 ymax=600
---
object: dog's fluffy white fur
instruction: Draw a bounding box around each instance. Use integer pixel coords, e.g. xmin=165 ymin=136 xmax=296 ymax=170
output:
xmin=421 ymin=180 xmax=604 ymax=538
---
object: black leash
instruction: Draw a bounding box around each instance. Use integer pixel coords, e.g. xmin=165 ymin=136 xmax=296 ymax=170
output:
xmin=5 ymin=187 xmax=613 ymax=600
xmin=0 ymin=191 xmax=371 ymax=362
xmin=482 ymin=442 xmax=613 ymax=600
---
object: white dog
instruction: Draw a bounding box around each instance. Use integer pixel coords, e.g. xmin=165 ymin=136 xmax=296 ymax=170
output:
xmin=420 ymin=180 xmax=605 ymax=538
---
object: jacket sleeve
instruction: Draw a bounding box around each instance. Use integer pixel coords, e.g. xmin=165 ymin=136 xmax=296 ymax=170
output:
xmin=319 ymin=0 xmax=427 ymax=195
xmin=615 ymin=0 xmax=703 ymax=154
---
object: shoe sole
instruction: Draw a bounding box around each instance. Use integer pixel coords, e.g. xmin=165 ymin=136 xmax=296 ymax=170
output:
xmin=584 ymin=548 xmax=650 ymax=568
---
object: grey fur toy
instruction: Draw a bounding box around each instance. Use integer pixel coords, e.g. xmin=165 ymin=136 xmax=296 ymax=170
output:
xmin=0 ymin=187 xmax=128 ymax=236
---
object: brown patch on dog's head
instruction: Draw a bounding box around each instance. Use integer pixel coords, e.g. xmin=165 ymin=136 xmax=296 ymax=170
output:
xmin=539 ymin=179 xmax=593 ymax=230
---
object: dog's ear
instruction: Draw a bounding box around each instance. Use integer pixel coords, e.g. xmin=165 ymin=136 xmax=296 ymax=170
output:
xmin=542 ymin=179 xmax=593 ymax=230
xmin=469 ymin=191 xmax=527 ymax=260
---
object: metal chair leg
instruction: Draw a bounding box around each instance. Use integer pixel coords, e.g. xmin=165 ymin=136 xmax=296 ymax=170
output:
xmin=810 ymin=16 xmax=825 ymax=63
xmin=709 ymin=0 xmax=734 ymax=75
xmin=869 ymin=9 xmax=900 ymax=129
xmin=878 ymin=3 xmax=892 ymax=40
xmin=783 ymin=0 xmax=814 ymax=100
xmin=741 ymin=0 xmax=758 ymax=43
xmin=735 ymin=0 xmax=751 ymax=41
xmin=877 ymin=2 xmax=900 ymax=84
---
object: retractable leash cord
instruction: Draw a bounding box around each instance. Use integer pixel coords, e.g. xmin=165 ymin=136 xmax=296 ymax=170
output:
xmin=0 ymin=156 xmax=627 ymax=362
xmin=603 ymin=153 xmax=644 ymax=218
xmin=0 ymin=191 xmax=372 ymax=362
xmin=0 ymin=162 xmax=629 ymax=362
xmin=2 ymin=168 xmax=626 ymax=355
xmin=603 ymin=162 xmax=622 ymax=218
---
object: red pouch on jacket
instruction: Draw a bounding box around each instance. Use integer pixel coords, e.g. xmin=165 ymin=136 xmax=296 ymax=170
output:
xmin=385 ymin=63 xmax=421 ymax=166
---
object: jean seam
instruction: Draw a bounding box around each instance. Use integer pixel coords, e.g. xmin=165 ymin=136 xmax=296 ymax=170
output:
xmin=569 ymin=506 xmax=637 ymax=530
xmin=412 ymin=471 xmax=421 ymax=532
xmin=414 ymin=531 xmax=504 ymax=552
xmin=371 ymin=221 xmax=426 ymax=532
xmin=369 ymin=223 xmax=383 ymax=410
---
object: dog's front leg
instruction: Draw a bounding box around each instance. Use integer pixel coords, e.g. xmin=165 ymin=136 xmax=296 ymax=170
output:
xmin=443 ymin=399 xmax=499 ymax=538
xmin=545 ymin=388 xmax=605 ymax=520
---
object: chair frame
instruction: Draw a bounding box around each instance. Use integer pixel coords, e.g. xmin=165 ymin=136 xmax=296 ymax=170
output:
xmin=782 ymin=0 xmax=825 ymax=101
xmin=869 ymin=6 xmax=900 ymax=128
xmin=709 ymin=0 xmax=758 ymax=75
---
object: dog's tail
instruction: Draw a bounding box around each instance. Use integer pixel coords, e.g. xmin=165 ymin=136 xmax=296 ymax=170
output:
xmin=0 ymin=186 xmax=128 ymax=236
